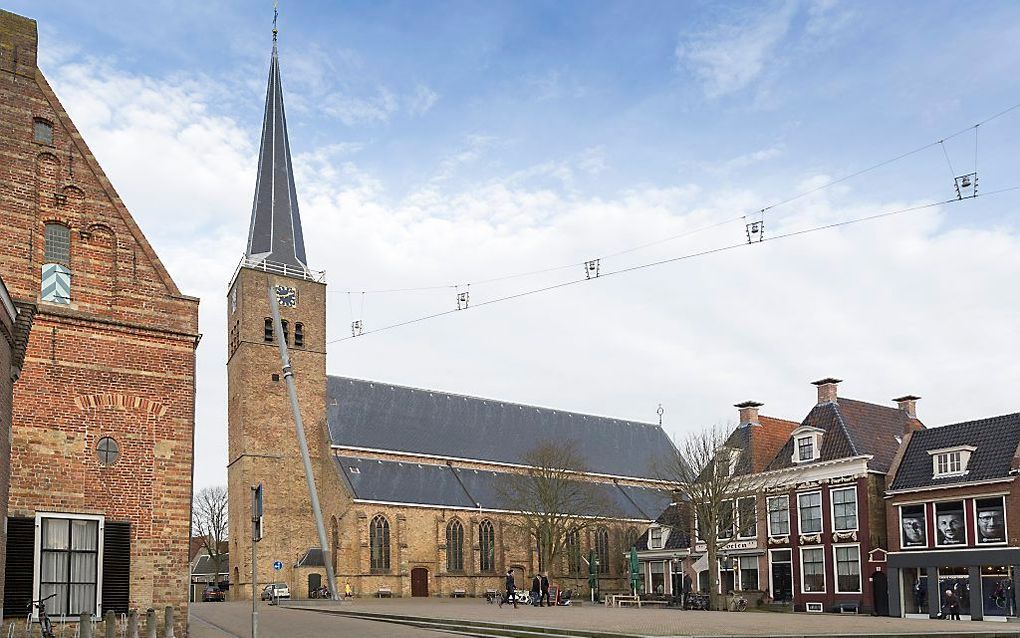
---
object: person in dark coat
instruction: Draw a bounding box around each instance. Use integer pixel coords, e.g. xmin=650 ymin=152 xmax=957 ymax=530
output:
xmin=540 ymin=572 xmax=551 ymax=607
xmin=531 ymin=574 xmax=541 ymax=606
xmin=943 ymin=589 xmax=961 ymax=620
xmin=499 ymin=569 xmax=517 ymax=608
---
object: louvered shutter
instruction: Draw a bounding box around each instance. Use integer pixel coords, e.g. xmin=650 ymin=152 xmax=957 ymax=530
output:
xmin=101 ymin=522 xmax=130 ymax=614
xmin=4 ymin=517 xmax=34 ymax=617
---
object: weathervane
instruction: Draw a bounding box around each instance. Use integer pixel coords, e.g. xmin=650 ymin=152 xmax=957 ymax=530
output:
xmin=656 ymin=404 xmax=664 ymax=426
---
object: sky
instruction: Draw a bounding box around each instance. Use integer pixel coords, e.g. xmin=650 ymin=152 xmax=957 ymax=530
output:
xmin=8 ymin=1 xmax=1020 ymax=493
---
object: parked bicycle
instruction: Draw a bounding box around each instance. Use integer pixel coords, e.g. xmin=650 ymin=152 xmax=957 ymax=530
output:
xmin=28 ymin=593 xmax=57 ymax=638
xmin=684 ymin=593 xmax=709 ymax=610
xmin=732 ymin=594 xmax=748 ymax=612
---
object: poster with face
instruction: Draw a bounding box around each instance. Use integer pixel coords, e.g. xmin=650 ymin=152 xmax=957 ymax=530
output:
xmin=935 ymin=502 xmax=966 ymax=546
xmin=901 ymin=504 xmax=927 ymax=547
xmin=975 ymin=498 xmax=1006 ymax=544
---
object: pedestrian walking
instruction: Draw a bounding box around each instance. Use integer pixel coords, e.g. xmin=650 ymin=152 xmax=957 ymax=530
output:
xmin=344 ymin=581 xmax=353 ymax=599
xmin=530 ymin=574 xmax=541 ymax=606
xmin=540 ymin=572 xmax=551 ymax=607
xmin=499 ymin=569 xmax=517 ymax=609
xmin=943 ymin=589 xmax=961 ymax=620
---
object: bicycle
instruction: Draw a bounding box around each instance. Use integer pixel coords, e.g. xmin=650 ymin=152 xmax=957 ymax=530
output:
xmin=732 ymin=595 xmax=748 ymax=612
xmin=29 ymin=593 xmax=57 ymax=638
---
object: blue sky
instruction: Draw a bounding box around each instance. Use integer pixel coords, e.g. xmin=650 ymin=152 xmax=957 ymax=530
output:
xmin=9 ymin=1 xmax=1020 ymax=490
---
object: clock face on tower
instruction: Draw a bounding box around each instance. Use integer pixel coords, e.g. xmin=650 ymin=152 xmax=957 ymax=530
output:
xmin=274 ymin=285 xmax=297 ymax=308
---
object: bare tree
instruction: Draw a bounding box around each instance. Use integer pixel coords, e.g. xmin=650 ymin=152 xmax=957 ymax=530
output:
xmin=658 ymin=423 xmax=758 ymax=611
xmin=497 ymin=441 xmax=618 ymax=575
xmin=193 ymin=486 xmax=229 ymax=584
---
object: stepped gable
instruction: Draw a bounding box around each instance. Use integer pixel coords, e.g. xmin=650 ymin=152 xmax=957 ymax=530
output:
xmin=334 ymin=455 xmax=670 ymax=520
xmin=765 ymin=397 xmax=919 ymax=472
xmin=327 ymin=376 xmax=675 ymax=480
xmin=889 ymin=412 xmax=1020 ymax=491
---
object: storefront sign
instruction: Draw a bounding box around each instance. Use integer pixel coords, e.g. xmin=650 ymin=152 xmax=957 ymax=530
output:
xmin=695 ymin=539 xmax=757 ymax=552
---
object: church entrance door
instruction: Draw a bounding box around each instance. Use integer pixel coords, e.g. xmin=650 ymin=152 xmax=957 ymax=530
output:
xmin=411 ymin=568 xmax=429 ymax=597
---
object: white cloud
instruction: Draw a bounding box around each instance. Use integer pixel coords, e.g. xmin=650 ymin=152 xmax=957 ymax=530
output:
xmin=407 ymin=83 xmax=439 ymax=116
xmin=675 ymin=3 xmax=796 ymax=98
xmin=323 ymin=87 xmax=399 ymax=126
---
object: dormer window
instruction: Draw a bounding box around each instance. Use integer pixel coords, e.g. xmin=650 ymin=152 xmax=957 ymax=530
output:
xmin=790 ymin=427 xmax=823 ymax=463
xmin=797 ymin=436 xmax=814 ymax=461
xmin=928 ymin=445 xmax=975 ymax=478
xmin=649 ymin=526 xmax=663 ymax=550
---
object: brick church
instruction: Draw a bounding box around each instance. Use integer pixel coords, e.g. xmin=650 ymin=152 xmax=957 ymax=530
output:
xmin=227 ymin=30 xmax=672 ymax=599
xmin=0 ymin=10 xmax=199 ymax=633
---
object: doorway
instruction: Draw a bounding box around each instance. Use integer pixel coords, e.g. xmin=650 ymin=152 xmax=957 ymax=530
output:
xmin=411 ymin=567 xmax=429 ymax=597
xmin=872 ymin=571 xmax=889 ymax=616
xmin=308 ymin=573 xmax=321 ymax=598
xmin=770 ymin=550 xmax=793 ymax=602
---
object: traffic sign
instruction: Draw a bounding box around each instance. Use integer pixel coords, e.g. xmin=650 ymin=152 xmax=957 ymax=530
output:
xmin=273 ymin=560 xmax=283 ymax=571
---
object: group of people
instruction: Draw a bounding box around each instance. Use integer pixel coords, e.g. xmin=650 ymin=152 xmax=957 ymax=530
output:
xmin=497 ymin=568 xmax=552 ymax=608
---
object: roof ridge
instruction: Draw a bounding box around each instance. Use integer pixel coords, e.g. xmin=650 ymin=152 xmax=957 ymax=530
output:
xmin=831 ymin=402 xmax=861 ymax=456
xmin=920 ymin=411 xmax=1020 ymax=432
xmin=327 ymin=374 xmax=663 ymax=429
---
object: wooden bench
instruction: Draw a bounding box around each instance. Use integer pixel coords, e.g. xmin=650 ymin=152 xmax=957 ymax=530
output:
xmin=606 ymin=594 xmax=639 ymax=607
xmin=451 ymin=589 xmax=466 ymax=598
xmin=638 ymin=599 xmax=669 ymax=608
xmin=376 ymin=587 xmax=392 ymax=598
xmin=617 ymin=598 xmax=641 ymax=608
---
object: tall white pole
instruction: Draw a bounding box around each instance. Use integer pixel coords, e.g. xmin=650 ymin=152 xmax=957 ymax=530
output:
xmin=267 ymin=287 xmax=340 ymax=600
xmin=251 ymin=487 xmax=258 ymax=638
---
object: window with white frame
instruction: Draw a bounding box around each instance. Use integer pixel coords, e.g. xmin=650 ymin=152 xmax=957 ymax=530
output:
xmin=718 ymin=500 xmax=734 ymax=540
xmin=738 ymin=556 xmax=759 ymax=590
xmin=649 ymin=526 xmax=663 ymax=550
xmin=737 ymin=497 xmax=756 ymax=538
xmin=834 ymin=545 xmax=861 ymax=593
xmin=798 ymin=492 xmax=823 ymax=534
xmin=800 ymin=547 xmax=825 ymax=593
xmin=36 ymin=514 xmax=103 ymax=618
xmin=768 ymin=496 xmax=790 ymax=536
xmin=928 ymin=446 xmax=974 ymax=478
xmin=831 ymin=487 xmax=858 ymax=531
xmin=797 ymin=436 xmax=815 ymax=461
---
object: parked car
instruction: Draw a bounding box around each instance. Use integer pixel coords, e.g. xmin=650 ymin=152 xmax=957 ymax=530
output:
xmin=261 ymin=583 xmax=291 ymax=601
xmin=202 ymin=586 xmax=225 ymax=602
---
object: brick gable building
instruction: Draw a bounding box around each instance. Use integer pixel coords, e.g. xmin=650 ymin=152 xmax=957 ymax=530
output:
xmin=227 ymin=30 xmax=673 ymax=601
xmin=0 ymin=10 xmax=199 ymax=632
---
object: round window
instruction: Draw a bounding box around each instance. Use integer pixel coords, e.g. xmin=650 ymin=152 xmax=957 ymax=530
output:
xmin=97 ymin=437 xmax=120 ymax=466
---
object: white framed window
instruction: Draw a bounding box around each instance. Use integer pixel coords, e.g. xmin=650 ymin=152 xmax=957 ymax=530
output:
xmin=649 ymin=526 xmax=663 ymax=550
xmin=928 ymin=445 xmax=975 ymax=478
xmin=33 ymin=513 xmax=104 ymax=620
xmin=830 ymin=487 xmax=858 ymax=532
xmin=738 ymin=556 xmax=759 ymax=591
xmin=737 ymin=497 xmax=756 ymax=539
xmin=833 ymin=544 xmax=861 ymax=593
xmin=797 ymin=436 xmax=814 ymax=461
xmin=768 ymin=495 xmax=790 ymax=536
xmin=718 ymin=500 xmax=734 ymax=540
xmin=790 ymin=428 xmax=823 ymax=464
xmin=800 ymin=547 xmax=825 ymax=593
xmin=798 ymin=492 xmax=823 ymax=534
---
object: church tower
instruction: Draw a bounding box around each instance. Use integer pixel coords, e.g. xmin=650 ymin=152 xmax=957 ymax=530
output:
xmin=226 ymin=24 xmax=328 ymax=599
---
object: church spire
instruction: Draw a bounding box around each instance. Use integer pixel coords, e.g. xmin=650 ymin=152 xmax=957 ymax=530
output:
xmin=245 ymin=7 xmax=308 ymax=272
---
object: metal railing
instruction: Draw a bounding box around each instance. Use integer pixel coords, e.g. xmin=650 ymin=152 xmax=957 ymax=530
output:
xmin=229 ymin=255 xmax=326 ymax=285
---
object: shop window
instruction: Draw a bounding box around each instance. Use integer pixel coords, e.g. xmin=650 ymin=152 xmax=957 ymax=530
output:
xmin=834 ymin=545 xmax=861 ymax=593
xmin=934 ymin=501 xmax=966 ymax=546
xmin=831 ymin=487 xmax=858 ymax=531
xmin=975 ymin=497 xmax=1007 ymax=545
xmin=800 ymin=547 xmax=825 ymax=593
xmin=34 ymin=119 xmax=53 ymax=144
xmin=446 ymin=520 xmax=464 ymax=572
xmin=738 ymin=556 xmax=758 ymax=591
xmin=798 ymin=492 xmax=822 ymax=534
xmin=650 ymin=561 xmax=665 ymax=594
xmin=369 ymin=515 xmax=390 ymax=571
xmin=900 ymin=504 xmax=927 ymax=548
xmin=768 ymin=496 xmax=790 ymax=536
xmin=479 ymin=520 xmax=495 ymax=572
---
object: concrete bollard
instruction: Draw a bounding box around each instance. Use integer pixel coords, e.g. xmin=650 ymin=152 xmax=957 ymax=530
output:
xmin=162 ymin=607 xmax=174 ymax=638
xmin=145 ymin=609 xmax=156 ymax=638
xmin=80 ymin=613 xmax=93 ymax=638
xmin=105 ymin=611 xmax=116 ymax=638
xmin=127 ymin=610 xmax=139 ymax=638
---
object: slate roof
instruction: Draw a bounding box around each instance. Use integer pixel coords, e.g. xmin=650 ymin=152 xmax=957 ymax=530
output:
xmin=245 ymin=34 xmax=308 ymax=270
xmin=635 ymin=503 xmax=691 ymax=551
xmin=764 ymin=397 xmax=918 ymax=473
xmin=888 ymin=412 xmax=1020 ymax=492
xmin=192 ymin=554 xmax=229 ymax=577
xmin=335 ymin=455 xmax=669 ymax=520
xmin=327 ymin=376 xmax=676 ymax=480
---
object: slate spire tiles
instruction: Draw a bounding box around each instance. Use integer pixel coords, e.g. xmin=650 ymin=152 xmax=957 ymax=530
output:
xmin=245 ymin=34 xmax=308 ymax=271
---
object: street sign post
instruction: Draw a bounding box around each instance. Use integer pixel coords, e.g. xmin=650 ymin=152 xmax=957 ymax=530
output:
xmin=252 ymin=484 xmax=263 ymax=638
xmin=273 ymin=561 xmax=283 ymax=571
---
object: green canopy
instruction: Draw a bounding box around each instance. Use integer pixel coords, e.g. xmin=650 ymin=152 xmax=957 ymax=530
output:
xmin=629 ymin=547 xmax=640 ymax=594
xmin=587 ymin=549 xmax=598 ymax=590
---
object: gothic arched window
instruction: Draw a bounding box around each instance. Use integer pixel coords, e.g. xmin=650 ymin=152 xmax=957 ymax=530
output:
xmin=625 ymin=526 xmax=639 ymax=550
xmin=595 ymin=527 xmax=610 ymax=574
xmin=369 ymin=515 xmax=390 ymax=571
xmin=479 ymin=520 xmax=495 ymax=572
xmin=566 ymin=530 xmax=582 ymax=575
xmin=446 ymin=520 xmax=464 ymax=572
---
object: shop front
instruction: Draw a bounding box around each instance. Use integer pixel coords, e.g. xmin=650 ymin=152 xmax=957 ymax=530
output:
xmin=888 ymin=548 xmax=1020 ymax=621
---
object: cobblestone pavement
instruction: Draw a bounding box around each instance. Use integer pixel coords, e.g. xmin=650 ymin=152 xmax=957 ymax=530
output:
xmin=189 ymin=601 xmax=448 ymax=638
xmin=287 ymin=597 xmax=1020 ymax=636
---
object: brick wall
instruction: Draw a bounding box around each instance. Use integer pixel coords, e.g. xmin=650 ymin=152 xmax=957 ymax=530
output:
xmin=1 ymin=10 xmax=198 ymax=634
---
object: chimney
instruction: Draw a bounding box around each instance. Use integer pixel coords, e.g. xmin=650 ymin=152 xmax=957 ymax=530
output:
xmin=893 ymin=395 xmax=920 ymax=419
xmin=811 ymin=377 xmax=841 ymax=405
xmin=734 ymin=401 xmax=763 ymax=427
